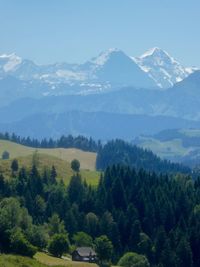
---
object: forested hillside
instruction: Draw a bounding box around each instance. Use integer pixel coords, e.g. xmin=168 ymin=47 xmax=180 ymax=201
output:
xmin=0 ymin=159 xmax=199 ymax=267
xmin=0 ymin=135 xmax=198 ymax=267
xmin=96 ymin=139 xmax=190 ymax=174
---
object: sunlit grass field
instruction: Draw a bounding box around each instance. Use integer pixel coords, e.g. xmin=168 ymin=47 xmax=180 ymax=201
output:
xmin=0 ymin=140 xmax=100 ymax=186
xmin=0 ymin=253 xmax=98 ymax=267
xmin=0 ymin=140 xmax=97 ymax=170
xmin=35 ymin=252 xmax=98 ymax=267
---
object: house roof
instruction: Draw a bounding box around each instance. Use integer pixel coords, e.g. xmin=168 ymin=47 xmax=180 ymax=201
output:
xmin=75 ymin=247 xmax=96 ymax=257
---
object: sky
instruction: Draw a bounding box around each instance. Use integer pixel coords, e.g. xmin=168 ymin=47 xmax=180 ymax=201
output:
xmin=0 ymin=0 xmax=199 ymax=66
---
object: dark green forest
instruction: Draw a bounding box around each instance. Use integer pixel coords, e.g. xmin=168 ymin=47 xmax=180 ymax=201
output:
xmin=0 ymin=136 xmax=199 ymax=267
xmin=0 ymin=157 xmax=200 ymax=266
xmin=96 ymin=139 xmax=190 ymax=174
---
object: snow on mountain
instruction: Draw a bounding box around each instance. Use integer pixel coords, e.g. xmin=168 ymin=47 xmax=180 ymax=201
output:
xmin=0 ymin=48 xmax=199 ymax=95
xmin=0 ymin=53 xmax=22 ymax=73
xmin=85 ymin=48 xmax=157 ymax=88
xmin=0 ymin=54 xmax=81 ymax=83
xmin=185 ymin=66 xmax=199 ymax=75
xmin=90 ymin=48 xmax=121 ymax=66
xmin=133 ymin=47 xmax=198 ymax=89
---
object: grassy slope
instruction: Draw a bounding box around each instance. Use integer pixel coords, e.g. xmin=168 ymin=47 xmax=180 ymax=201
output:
xmin=0 ymin=140 xmax=96 ymax=170
xmin=0 ymin=254 xmax=47 ymax=267
xmin=35 ymin=252 xmax=97 ymax=267
xmin=138 ymin=129 xmax=200 ymax=162
xmin=139 ymin=138 xmax=189 ymax=159
xmin=0 ymin=253 xmax=98 ymax=267
xmin=179 ymin=129 xmax=200 ymax=137
xmin=0 ymin=140 xmax=100 ymax=186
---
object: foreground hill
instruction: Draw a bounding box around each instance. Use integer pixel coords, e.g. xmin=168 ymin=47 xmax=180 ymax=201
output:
xmin=0 ymin=142 xmax=199 ymax=267
xmin=0 ymin=137 xmax=191 ymax=177
xmin=0 ymin=140 xmax=100 ymax=185
xmin=0 ymin=140 xmax=97 ymax=170
xmin=0 ymin=154 xmax=100 ymax=186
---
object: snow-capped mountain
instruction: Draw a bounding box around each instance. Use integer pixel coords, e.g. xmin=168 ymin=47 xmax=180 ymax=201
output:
xmin=0 ymin=47 xmax=199 ymax=99
xmin=0 ymin=53 xmax=80 ymax=82
xmin=0 ymin=53 xmax=22 ymax=75
xmin=79 ymin=48 xmax=157 ymax=88
xmin=0 ymin=49 xmax=158 ymax=94
xmin=133 ymin=47 xmax=198 ymax=89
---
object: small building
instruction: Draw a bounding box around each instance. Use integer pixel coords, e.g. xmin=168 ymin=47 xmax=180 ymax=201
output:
xmin=72 ymin=247 xmax=97 ymax=263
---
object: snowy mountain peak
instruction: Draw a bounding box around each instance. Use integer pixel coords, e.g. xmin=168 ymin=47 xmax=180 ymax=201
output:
xmin=0 ymin=48 xmax=199 ymax=93
xmin=91 ymin=48 xmax=124 ymax=66
xmin=139 ymin=47 xmax=177 ymax=64
xmin=185 ymin=66 xmax=199 ymax=75
xmin=0 ymin=52 xmax=19 ymax=58
xmin=0 ymin=53 xmax=22 ymax=72
xmin=134 ymin=47 xmax=195 ymax=89
xmin=140 ymin=47 xmax=164 ymax=58
xmin=88 ymin=48 xmax=158 ymax=88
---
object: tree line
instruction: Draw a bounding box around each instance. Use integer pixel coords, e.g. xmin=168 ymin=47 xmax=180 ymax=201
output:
xmin=0 ymin=132 xmax=101 ymax=152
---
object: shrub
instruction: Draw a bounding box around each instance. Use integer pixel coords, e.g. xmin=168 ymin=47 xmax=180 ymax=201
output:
xmin=71 ymin=159 xmax=80 ymax=172
xmin=95 ymin=235 xmax=113 ymax=266
xmin=10 ymin=228 xmax=37 ymax=257
xmin=11 ymin=159 xmax=19 ymax=173
xmin=73 ymin=231 xmax=93 ymax=247
xmin=118 ymin=252 xmax=150 ymax=267
xmin=28 ymin=225 xmax=49 ymax=250
xmin=2 ymin=150 xmax=9 ymax=160
xmin=48 ymin=233 xmax=69 ymax=257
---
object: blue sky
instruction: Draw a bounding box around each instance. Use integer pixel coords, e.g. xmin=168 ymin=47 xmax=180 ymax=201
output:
xmin=0 ymin=0 xmax=199 ymax=66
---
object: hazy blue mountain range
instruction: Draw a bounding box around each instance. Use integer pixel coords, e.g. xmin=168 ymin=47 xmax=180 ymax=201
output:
xmin=0 ymin=48 xmax=200 ymax=149
xmin=1 ymin=111 xmax=200 ymax=140
xmin=1 ymin=71 xmax=200 ymax=140
xmin=1 ymin=70 xmax=200 ymax=120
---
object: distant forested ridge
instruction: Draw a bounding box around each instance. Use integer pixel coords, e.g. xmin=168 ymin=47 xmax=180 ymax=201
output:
xmin=0 ymin=162 xmax=199 ymax=266
xmin=0 ymin=132 xmax=101 ymax=152
xmin=154 ymin=129 xmax=200 ymax=148
xmin=96 ymin=139 xmax=191 ymax=174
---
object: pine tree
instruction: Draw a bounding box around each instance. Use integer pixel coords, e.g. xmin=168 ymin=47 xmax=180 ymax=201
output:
xmin=50 ymin=165 xmax=57 ymax=185
xmin=176 ymin=237 xmax=193 ymax=267
xmin=68 ymin=174 xmax=84 ymax=204
xmin=111 ymin=177 xmax=127 ymax=210
xmin=11 ymin=159 xmax=19 ymax=175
